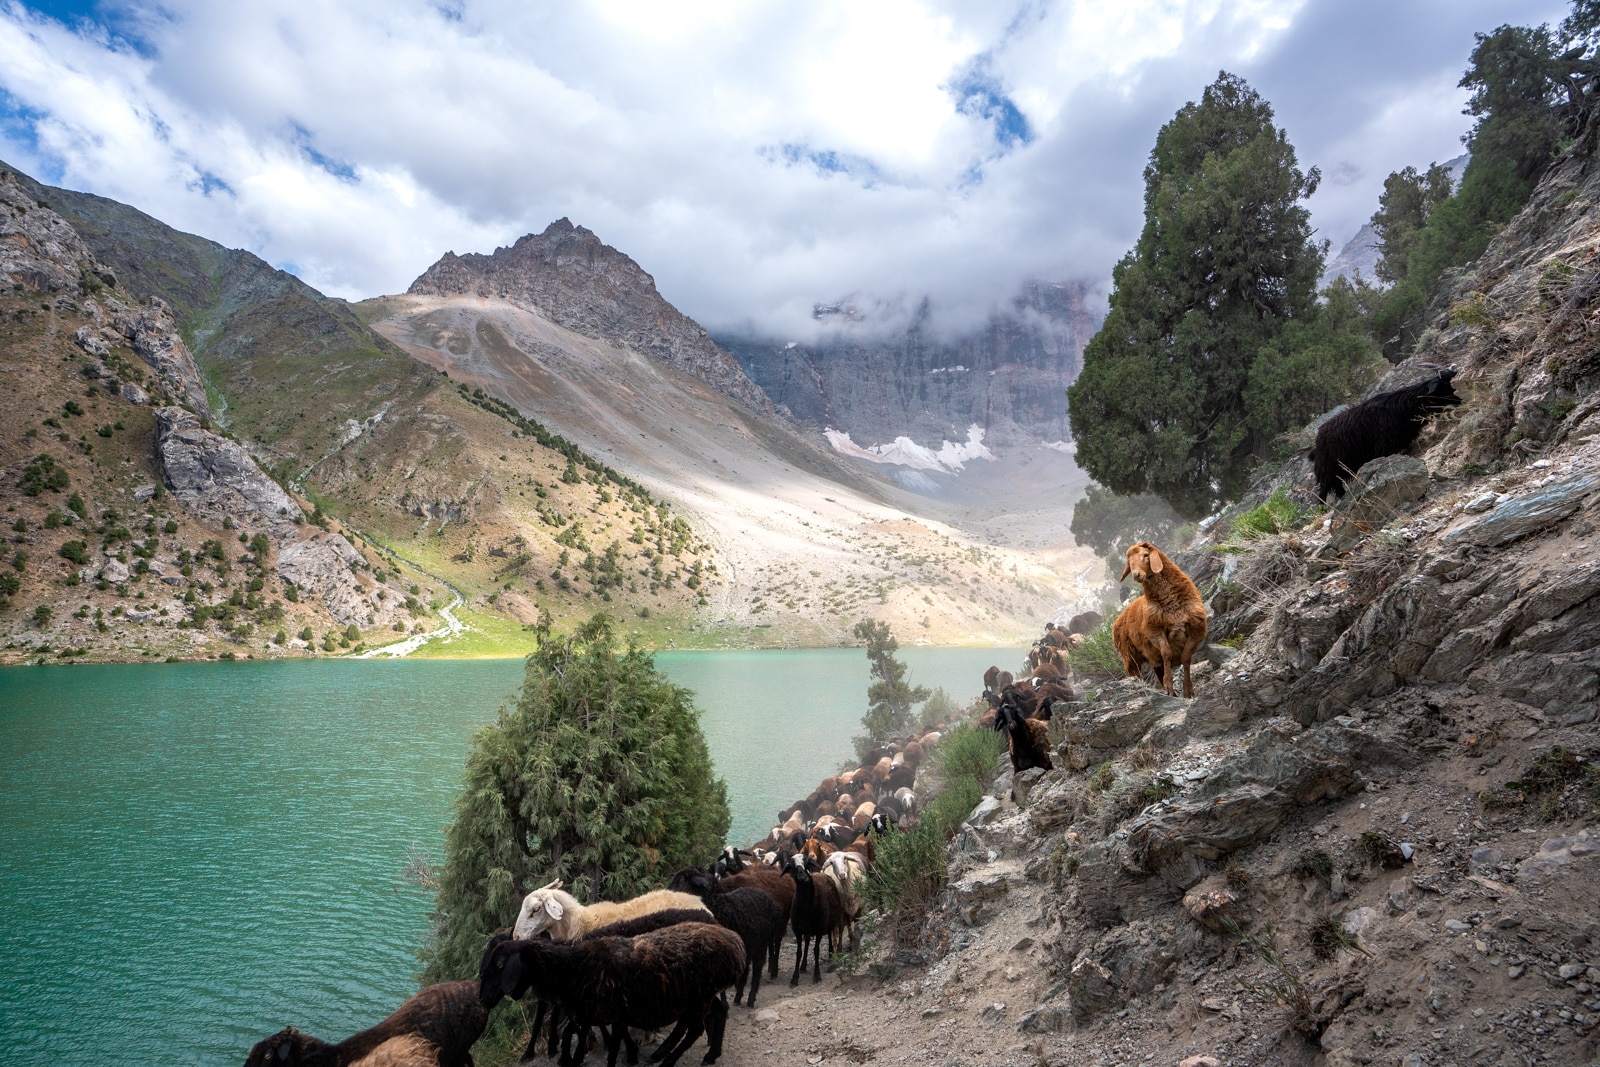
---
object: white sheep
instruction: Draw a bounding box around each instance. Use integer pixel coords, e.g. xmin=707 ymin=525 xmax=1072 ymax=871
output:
xmin=823 ymin=851 xmax=868 ymax=950
xmin=511 ymin=879 xmax=709 ymax=941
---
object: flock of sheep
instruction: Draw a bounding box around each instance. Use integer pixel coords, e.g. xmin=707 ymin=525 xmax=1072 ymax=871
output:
xmin=241 ymin=566 xmax=1215 ymax=1067
xmin=238 ymin=368 xmax=1463 ymax=1067
xmin=241 ymin=717 xmax=962 ymax=1067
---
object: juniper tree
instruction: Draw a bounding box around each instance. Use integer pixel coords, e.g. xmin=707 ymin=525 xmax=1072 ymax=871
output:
xmin=422 ymin=613 xmax=729 ymax=982
xmin=852 ymin=619 xmax=929 ymax=762
xmin=1067 ymin=72 xmax=1325 ymax=518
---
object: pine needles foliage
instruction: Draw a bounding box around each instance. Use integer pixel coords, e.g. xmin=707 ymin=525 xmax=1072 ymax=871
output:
xmin=421 ymin=612 xmax=729 ymax=982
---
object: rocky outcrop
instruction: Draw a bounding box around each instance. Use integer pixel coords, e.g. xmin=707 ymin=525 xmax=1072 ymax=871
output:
xmin=1 ymin=169 xmax=99 ymax=292
xmin=155 ymin=407 xmax=395 ymax=626
xmin=2 ymin=169 xmax=211 ymax=414
xmin=409 ymin=219 xmax=772 ymax=413
xmin=156 ymin=407 xmax=300 ymax=532
xmin=717 ymin=281 xmax=1096 ymax=448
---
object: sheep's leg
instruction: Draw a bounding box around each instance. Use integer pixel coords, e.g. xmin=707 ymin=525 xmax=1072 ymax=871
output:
xmin=812 ymin=933 xmax=823 ymax=983
xmin=650 ymin=1022 xmax=688 ymax=1064
xmin=622 ymin=1028 xmax=640 ymax=1065
xmin=545 ymin=1003 xmax=565 ymax=1058
xmin=733 ymin=956 xmax=748 ymax=1006
xmin=1181 ymin=652 xmax=1194 ymax=699
xmin=603 ymin=1025 xmax=625 ymax=1067
xmin=657 ymin=1017 xmax=705 ymax=1067
xmin=522 ymin=997 xmax=548 ymax=1062
xmin=703 ymin=997 xmax=730 ymax=1065
xmin=767 ymin=934 xmax=780 ymax=979
xmin=1153 ymin=635 xmax=1175 ymax=695
xmin=791 ymin=930 xmax=806 ymax=987
xmin=746 ymin=939 xmax=763 ymax=1007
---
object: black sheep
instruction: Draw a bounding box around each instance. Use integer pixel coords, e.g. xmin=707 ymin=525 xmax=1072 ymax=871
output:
xmin=667 ymin=867 xmax=784 ymax=1007
xmin=244 ymin=981 xmax=487 ymax=1067
xmin=1311 ymin=369 xmax=1461 ymax=500
xmin=993 ymin=694 xmax=1053 ymax=773
xmin=479 ymin=924 xmax=745 ymax=1067
xmin=781 ymin=855 xmax=843 ymax=986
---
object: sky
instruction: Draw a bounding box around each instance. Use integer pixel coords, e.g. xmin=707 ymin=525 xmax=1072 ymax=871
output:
xmin=0 ymin=0 xmax=1571 ymax=338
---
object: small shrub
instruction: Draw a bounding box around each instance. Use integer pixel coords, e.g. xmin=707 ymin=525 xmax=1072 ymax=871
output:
xmin=1307 ymin=914 xmax=1355 ymax=960
xmin=1087 ymin=762 xmax=1115 ymax=793
xmin=1233 ymin=921 xmax=1324 ymax=1040
xmin=1448 ymin=291 xmax=1495 ymax=328
xmin=1289 ymin=847 xmax=1332 ymax=882
xmin=936 ymin=720 xmax=1005 ymax=787
xmin=58 ymin=541 xmax=89 ymax=565
xmin=32 ymin=604 xmax=52 ymax=627
xmin=1074 ymin=620 xmax=1123 ymax=680
xmin=1229 ymin=488 xmax=1311 ymax=541
xmin=1224 ymin=861 xmax=1253 ymax=891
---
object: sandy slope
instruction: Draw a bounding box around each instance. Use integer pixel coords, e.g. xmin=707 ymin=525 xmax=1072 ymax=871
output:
xmin=367 ymin=295 xmax=1101 ymax=646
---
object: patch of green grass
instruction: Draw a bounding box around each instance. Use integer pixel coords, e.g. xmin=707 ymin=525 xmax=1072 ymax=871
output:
xmin=1229 ymin=488 xmax=1312 ymax=541
xmin=1074 ymin=619 xmax=1124 ymax=680
xmin=1087 ymin=761 xmax=1115 ymax=793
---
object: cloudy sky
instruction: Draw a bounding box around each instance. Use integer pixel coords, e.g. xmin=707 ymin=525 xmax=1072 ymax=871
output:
xmin=0 ymin=0 xmax=1568 ymax=337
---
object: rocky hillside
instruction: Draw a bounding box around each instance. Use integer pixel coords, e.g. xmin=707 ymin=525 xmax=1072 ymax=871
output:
xmin=0 ymin=169 xmax=448 ymax=663
xmin=717 ymin=280 xmax=1096 ymax=455
xmin=712 ymin=108 xmax=1600 ymax=1067
xmin=409 ymin=219 xmax=773 ymax=414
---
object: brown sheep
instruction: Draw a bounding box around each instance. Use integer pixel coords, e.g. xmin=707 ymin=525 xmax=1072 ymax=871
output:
xmin=1117 ymin=541 xmax=1208 ymax=698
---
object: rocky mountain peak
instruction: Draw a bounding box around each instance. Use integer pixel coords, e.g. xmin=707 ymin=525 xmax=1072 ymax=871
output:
xmin=409 ymin=221 xmax=773 ymax=413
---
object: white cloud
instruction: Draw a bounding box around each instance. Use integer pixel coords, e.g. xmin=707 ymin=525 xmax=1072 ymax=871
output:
xmin=0 ymin=0 xmax=1569 ymax=337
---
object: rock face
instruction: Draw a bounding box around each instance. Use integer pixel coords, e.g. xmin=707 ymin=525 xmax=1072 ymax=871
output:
xmin=409 ymin=219 xmax=772 ymax=413
xmin=156 ymin=407 xmax=301 ymax=531
xmin=155 ymin=407 xmax=394 ymax=626
xmin=717 ymin=281 xmax=1097 ymax=448
xmin=1 ymin=169 xmax=98 ymax=292
xmin=2 ymin=169 xmax=211 ymax=414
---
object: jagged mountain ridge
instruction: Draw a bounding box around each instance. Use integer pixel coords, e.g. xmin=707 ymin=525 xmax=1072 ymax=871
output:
xmin=409 ymin=219 xmax=773 ymax=414
xmin=717 ymin=280 xmax=1096 ymax=452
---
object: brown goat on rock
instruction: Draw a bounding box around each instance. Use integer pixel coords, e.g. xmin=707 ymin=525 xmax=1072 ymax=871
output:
xmin=1116 ymin=541 xmax=1207 ymax=698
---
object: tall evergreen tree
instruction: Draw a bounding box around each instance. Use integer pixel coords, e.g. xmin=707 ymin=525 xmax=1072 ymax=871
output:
xmin=1371 ymin=163 xmax=1456 ymax=285
xmin=852 ymin=619 xmax=929 ymax=762
xmin=422 ymin=613 xmax=729 ymax=982
xmin=1067 ymin=72 xmax=1324 ymax=518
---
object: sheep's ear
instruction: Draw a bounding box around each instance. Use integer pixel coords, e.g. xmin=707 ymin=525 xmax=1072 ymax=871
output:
xmin=1119 ymin=561 xmax=1131 ymax=581
xmin=1149 ymin=551 xmax=1164 ymax=574
xmin=544 ymin=896 xmax=564 ymax=921
xmin=275 ymin=1038 xmax=292 ymax=1062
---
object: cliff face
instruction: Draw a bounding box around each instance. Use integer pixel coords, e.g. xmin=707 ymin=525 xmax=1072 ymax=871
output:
xmin=409 ymin=219 xmax=773 ymax=414
xmin=717 ymin=281 xmax=1097 ymax=449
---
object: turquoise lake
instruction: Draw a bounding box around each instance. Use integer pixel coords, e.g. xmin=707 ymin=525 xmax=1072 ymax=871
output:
xmin=0 ymin=646 xmax=1016 ymax=1067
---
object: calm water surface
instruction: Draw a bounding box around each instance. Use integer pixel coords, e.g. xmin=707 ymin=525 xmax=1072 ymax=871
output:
xmin=0 ymin=646 xmax=1015 ymax=1067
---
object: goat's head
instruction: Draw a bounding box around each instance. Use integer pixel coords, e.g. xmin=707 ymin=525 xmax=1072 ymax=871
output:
xmin=511 ymin=879 xmax=566 ymax=939
xmin=1121 ymin=541 xmax=1166 ymax=582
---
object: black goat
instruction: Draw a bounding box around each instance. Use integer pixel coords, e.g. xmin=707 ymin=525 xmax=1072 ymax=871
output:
xmin=667 ymin=867 xmax=784 ymax=1007
xmin=781 ymin=855 xmax=843 ymax=986
xmin=993 ymin=694 xmax=1053 ymax=773
xmin=1311 ymin=369 xmax=1461 ymax=500
xmin=244 ymin=981 xmax=487 ymax=1067
xmin=479 ymin=924 xmax=745 ymax=1067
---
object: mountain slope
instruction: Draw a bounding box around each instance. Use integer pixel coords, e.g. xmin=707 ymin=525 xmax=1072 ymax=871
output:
xmin=409 ymin=219 xmax=773 ymax=414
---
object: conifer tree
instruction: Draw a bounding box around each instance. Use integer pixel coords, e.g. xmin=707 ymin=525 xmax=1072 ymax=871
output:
xmin=852 ymin=620 xmax=929 ymax=762
xmin=1067 ymin=72 xmax=1325 ymax=518
xmin=422 ymin=613 xmax=729 ymax=981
